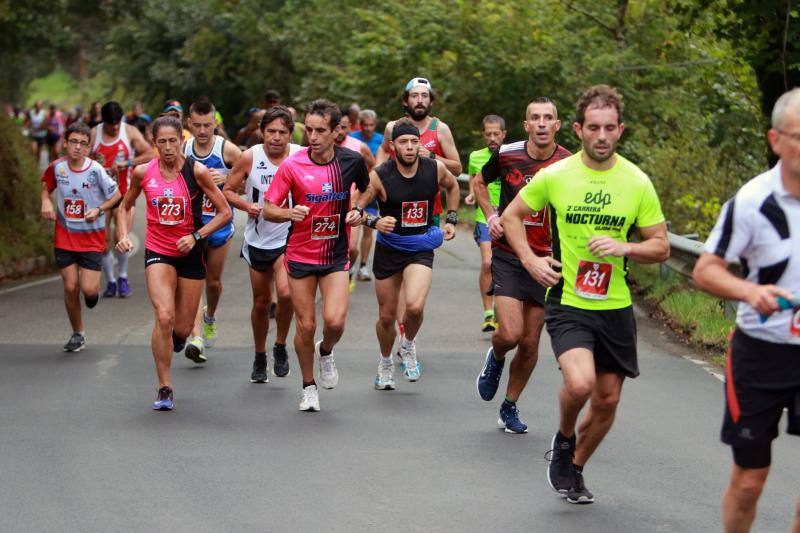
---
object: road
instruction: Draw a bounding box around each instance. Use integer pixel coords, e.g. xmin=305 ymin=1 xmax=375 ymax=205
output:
xmin=0 ymin=205 xmax=797 ymax=533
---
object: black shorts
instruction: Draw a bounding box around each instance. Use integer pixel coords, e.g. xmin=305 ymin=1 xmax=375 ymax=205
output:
xmin=55 ymin=248 xmax=102 ymax=271
xmin=489 ymin=247 xmax=545 ymax=306
xmin=241 ymin=243 xmax=285 ymax=273
xmin=545 ymin=302 xmax=639 ymax=378
xmin=372 ymin=242 xmax=434 ymax=280
xmin=144 ymin=246 xmax=206 ymax=280
xmin=287 ymin=260 xmax=348 ymax=279
xmin=721 ymin=329 xmax=800 ymax=451
xmin=30 ymin=135 xmax=45 ymax=146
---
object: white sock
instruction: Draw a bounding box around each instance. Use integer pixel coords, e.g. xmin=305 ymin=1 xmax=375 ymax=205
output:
xmin=101 ymin=251 xmax=115 ymax=282
xmin=116 ymin=250 xmax=129 ymax=279
xmin=380 ymin=355 xmax=393 ymax=365
xmin=400 ymin=336 xmax=414 ymax=350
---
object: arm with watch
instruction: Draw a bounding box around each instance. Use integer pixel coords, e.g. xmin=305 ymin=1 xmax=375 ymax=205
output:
xmin=353 ymin=169 xmax=395 ymax=234
xmin=438 ymin=161 xmax=460 ymax=240
xmin=175 ymin=162 xmax=232 ymax=254
xmin=84 ymin=189 xmax=122 ymax=223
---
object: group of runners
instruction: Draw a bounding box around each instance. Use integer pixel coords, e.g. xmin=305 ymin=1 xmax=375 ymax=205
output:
xmin=38 ymin=76 xmax=800 ymax=529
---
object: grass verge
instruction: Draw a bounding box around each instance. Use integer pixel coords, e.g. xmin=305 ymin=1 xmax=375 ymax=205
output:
xmin=628 ymin=263 xmax=733 ymax=358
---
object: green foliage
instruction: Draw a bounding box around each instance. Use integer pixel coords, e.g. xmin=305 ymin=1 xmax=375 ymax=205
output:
xmin=0 ymin=115 xmax=52 ymax=270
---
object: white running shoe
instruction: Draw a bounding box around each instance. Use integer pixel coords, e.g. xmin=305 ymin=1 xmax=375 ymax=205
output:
xmin=374 ymin=362 xmax=396 ymax=390
xmin=299 ymin=385 xmax=320 ymax=412
xmin=316 ymin=340 xmax=339 ymax=389
xmin=357 ymin=265 xmax=372 ymax=281
xmin=399 ymin=340 xmax=421 ymax=381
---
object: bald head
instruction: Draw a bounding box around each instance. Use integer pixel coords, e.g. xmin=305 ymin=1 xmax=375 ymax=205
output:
xmin=772 ymin=88 xmax=800 ymax=130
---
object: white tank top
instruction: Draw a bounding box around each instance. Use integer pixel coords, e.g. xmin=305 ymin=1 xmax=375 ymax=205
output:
xmin=92 ymin=121 xmax=132 ymax=153
xmin=244 ymin=143 xmax=301 ymax=250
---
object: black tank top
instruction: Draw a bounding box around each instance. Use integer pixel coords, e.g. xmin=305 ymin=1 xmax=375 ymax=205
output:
xmin=376 ymin=157 xmax=439 ymax=236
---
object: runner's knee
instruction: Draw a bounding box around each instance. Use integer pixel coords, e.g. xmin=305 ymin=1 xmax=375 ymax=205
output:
xmin=730 ymin=468 xmax=768 ymax=502
xmin=154 ymin=309 xmax=175 ymax=332
xmin=323 ymin=315 xmax=345 ymax=335
xmin=206 ymin=277 xmax=222 ymax=294
xmin=404 ymin=300 xmax=424 ymax=319
xmin=564 ymin=378 xmax=594 ymax=402
xmin=295 ymin=315 xmax=316 ymax=338
xmin=591 ymin=389 xmax=620 ymax=414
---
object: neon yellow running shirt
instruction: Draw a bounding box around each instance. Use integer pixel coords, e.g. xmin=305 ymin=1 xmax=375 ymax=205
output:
xmin=468 ymin=147 xmax=499 ymax=224
xmin=519 ymin=152 xmax=665 ymax=310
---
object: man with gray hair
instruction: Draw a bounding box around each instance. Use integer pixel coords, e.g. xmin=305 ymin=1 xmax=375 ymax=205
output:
xmin=694 ymin=87 xmax=800 ymax=533
xmin=349 ymin=109 xmax=384 ymax=281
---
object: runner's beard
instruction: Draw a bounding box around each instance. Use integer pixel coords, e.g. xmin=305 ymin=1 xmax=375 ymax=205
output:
xmin=409 ymin=105 xmax=430 ymax=121
xmin=396 ymin=152 xmax=419 ymax=169
xmin=585 ymin=141 xmax=615 ymax=163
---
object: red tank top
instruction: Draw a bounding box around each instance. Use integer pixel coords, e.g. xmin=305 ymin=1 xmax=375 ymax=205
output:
xmin=142 ymin=159 xmax=199 ymax=256
xmin=92 ymin=123 xmax=133 ymax=195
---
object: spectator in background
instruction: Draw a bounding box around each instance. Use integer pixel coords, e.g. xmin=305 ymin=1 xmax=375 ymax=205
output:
xmin=86 ymin=101 xmax=102 ymax=129
xmin=26 ymin=100 xmax=48 ymax=160
xmin=126 ymin=101 xmax=152 ymax=135
xmin=347 ymin=102 xmax=361 ymax=132
xmin=349 ymin=109 xmax=382 ymax=155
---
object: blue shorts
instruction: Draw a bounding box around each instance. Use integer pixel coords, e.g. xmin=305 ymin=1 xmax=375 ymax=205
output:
xmin=365 ymin=204 xmax=379 ymax=216
xmin=202 ymin=213 xmax=235 ymax=248
xmin=473 ymin=222 xmax=490 ymax=245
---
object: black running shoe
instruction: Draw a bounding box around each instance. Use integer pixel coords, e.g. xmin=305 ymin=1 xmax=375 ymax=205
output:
xmin=172 ymin=331 xmax=186 ymax=353
xmin=272 ymin=344 xmax=290 ymax=377
xmin=250 ymin=353 xmax=268 ymax=383
xmin=269 ymin=302 xmax=277 ymax=319
xmin=567 ymin=470 xmax=594 ymax=504
xmin=63 ymin=333 xmax=86 ymax=352
xmin=546 ymin=432 xmax=576 ymax=495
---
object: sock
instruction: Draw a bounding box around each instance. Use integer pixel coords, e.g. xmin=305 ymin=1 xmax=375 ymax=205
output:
xmin=360 ymin=262 xmax=366 ymax=268
xmin=75 ymin=330 xmax=85 ymax=337
xmin=274 ymin=342 xmax=286 ymax=349
xmin=203 ymin=312 xmax=216 ymax=324
xmin=380 ymin=355 xmax=393 ymax=365
xmin=85 ymin=294 xmax=99 ymax=308
xmin=116 ymin=250 xmax=129 ymax=279
xmin=101 ymin=251 xmax=115 ymax=283
xmin=400 ymin=336 xmax=414 ymax=350
xmin=503 ymin=396 xmax=516 ymax=406
xmin=556 ymin=430 xmax=575 ymax=444
xmin=573 ymin=463 xmax=583 ymax=474
xmin=255 ymin=351 xmax=267 ymax=359
xmin=302 ymin=380 xmax=316 ymax=388
xmin=319 ymin=344 xmax=331 ymax=356
xmin=484 ymin=309 xmax=494 ymax=318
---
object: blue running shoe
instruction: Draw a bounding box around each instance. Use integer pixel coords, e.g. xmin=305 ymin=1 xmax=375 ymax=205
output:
xmin=476 ymin=347 xmax=504 ymax=401
xmin=103 ymin=281 xmax=117 ymax=298
xmin=117 ymin=277 xmax=132 ymax=298
xmin=152 ymin=386 xmax=174 ymax=411
xmin=498 ymin=402 xmax=528 ymax=433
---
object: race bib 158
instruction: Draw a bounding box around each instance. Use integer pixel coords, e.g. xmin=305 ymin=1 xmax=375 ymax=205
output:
xmin=63 ymin=198 xmax=85 ymax=222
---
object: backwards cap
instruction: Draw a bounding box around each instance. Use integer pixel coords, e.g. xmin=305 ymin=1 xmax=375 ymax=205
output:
xmin=404 ymin=77 xmax=433 ymax=92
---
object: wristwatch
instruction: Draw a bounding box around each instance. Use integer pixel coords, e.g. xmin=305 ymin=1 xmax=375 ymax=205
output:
xmin=97 ymin=207 xmax=105 ymax=217
xmin=192 ymin=231 xmax=203 ymax=242
xmin=429 ymin=152 xmax=436 ymax=159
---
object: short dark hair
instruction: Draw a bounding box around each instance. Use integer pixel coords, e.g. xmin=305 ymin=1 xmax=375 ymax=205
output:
xmin=260 ymin=105 xmax=295 ymax=132
xmin=264 ymin=89 xmax=281 ymax=103
xmin=152 ymin=116 xmax=183 ymax=139
xmin=305 ymin=99 xmax=341 ymax=130
xmin=527 ymin=97 xmax=558 ymax=119
xmin=65 ymin=122 xmax=91 ymax=142
xmin=101 ymin=101 xmax=124 ymax=124
xmin=575 ymin=85 xmax=623 ymax=125
xmin=189 ymin=96 xmax=216 ymax=117
xmin=482 ymin=114 xmax=506 ymax=130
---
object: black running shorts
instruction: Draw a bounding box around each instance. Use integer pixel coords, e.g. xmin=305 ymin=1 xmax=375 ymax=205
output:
xmin=55 ymin=248 xmax=102 ymax=271
xmin=722 ymin=329 xmax=800 ymax=457
xmin=241 ymin=243 xmax=285 ymax=273
xmin=286 ymin=260 xmax=348 ymax=279
xmin=545 ymin=302 xmax=639 ymax=378
xmin=372 ymin=242 xmax=434 ymax=280
xmin=489 ymin=247 xmax=545 ymax=306
xmin=144 ymin=246 xmax=206 ymax=280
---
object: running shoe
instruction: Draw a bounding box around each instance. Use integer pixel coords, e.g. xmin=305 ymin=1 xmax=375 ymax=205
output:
xmin=202 ymin=306 xmax=217 ymax=348
xmin=316 ymin=340 xmax=338 ymax=389
xmin=299 ymin=384 xmax=320 ymax=412
xmin=349 ymin=278 xmax=356 ymax=293
xmin=152 ymin=386 xmax=174 ymax=411
xmin=357 ymin=265 xmax=372 ymax=281
xmin=63 ymin=333 xmax=86 ymax=352
xmin=498 ymin=402 xmax=528 ymax=434
xmin=481 ymin=312 xmax=497 ymax=332
xmin=399 ymin=341 xmax=421 ymax=381
xmin=272 ymin=344 xmax=290 ymax=377
xmin=184 ymin=336 xmax=206 ymax=364
xmin=476 ymin=346 xmax=504 ymax=401
xmin=250 ymin=353 xmax=269 ymax=383
xmin=172 ymin=331 xmax=186 ymax=353
xmin=546 ymin=432 xmax=576 ymax=495
xmin=117 ymin=277 xmax=132 ymax=298
xmin=268 ymin=302 xmax=277 ymax=319
xmin=374 ymin=362 xmax=396 ymax=390
xmin=103 ymin=281 xmax=117 ymax=298
xmin=567 ymin=470 xmax=594 ymax=504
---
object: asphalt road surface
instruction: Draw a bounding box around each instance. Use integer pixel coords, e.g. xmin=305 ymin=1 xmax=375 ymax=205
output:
xmin=1 ymin=207 xmax=798 ymax=533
